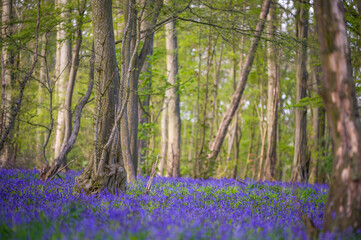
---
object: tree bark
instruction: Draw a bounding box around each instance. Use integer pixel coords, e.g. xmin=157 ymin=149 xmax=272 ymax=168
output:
xmin=0 ymin=0 xmax=40 ymax=166
xmin=157 ymin=100 xmax=168 ymax=176
xmin=309 ymin=63 xmax=325 ymax=184
xmin=0 ymin=0 xmax=15 ymax=168
xmin=61 ymin=2 xmax=85 ymax=164
xmin=137 ymin=0 xmax=154 ymax=175
xmin=121 ymin=0 xmax=162 ymax=179
xmin=75 ymin=0 xmax=127 ymax=194
xmin=314 ymin=0 xmax=361 ymax=232
xmin=165 ymin=2 xmax=181 ymax=177
xmin=54 ymin=0 xmax=71 ymax=160
xmin=36 ymin=33 xmax=48 ymax=167
xmin=207 ymin=0 xmax=271 ymax=165
xmin=291 ymin=0 xmax=309 ymax=183
xmin=263 ymin=2 xmax=280 ymax=181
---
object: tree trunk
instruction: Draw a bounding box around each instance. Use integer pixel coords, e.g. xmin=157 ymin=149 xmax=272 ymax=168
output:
xmin=157 ymin=100 xmax=168 ymax=176
xmin=263 ymin=3 xmax=280 ymax=181
xmin=291 ymin=0 xmax=309 ymax=183
xmin=207 ymin=0 xmax=271 ymax=164
xmin=54 ymin=0 xmax=71 ymax=160
xmin=121 ymin=0 xmax=162 ymax=179
xmin=188 ymin=103 xmax=196 ymax=168
xmin=75 ymin=0 xmax=127 ymax=194
xmin=309 ymin=63 xmax=325 ymax=184
xmin=244 ymin=107 xmax=256 ymax=179
xmin=314 ymin=0 xmax=361 ymax=232
xmin=137 ymin=1 xmax=154 ymax=175
xmin=209 ymin=41 xmax=224 ymax=145
xmin=256 ymin=61 xmax=267 ymax=180
xmin=165 ymin=3 xmax=181 ymax=177
xmin=36 ymin=33 xmax=48 ymax=167
xmin=0 ymin=0 xmax=15 ymax=168
xmin=61 ymin=2 xmax=85 ymax=163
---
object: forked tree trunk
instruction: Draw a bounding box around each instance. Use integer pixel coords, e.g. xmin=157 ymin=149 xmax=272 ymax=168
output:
xmin=61 ymin=2 xmax=85 ymax=163
xmin=314 ymin=0 xmax=361 ymax=232
xmin=291 ymin=0 xmax=309 ymax=183
xmin=165 ymin=2 xmax=181 ymax=177
xmin=207 ymin=0 xmax=271 ymax=165
xmin=75 ymin=0 xmax=127 ymax=194
xmin=121 ymin=0 xmax=162 ymax=179
xmin=263 ymin=3 xmax=280 ymax=181
xmin=54 ymin=0 xmax=71 ymax=159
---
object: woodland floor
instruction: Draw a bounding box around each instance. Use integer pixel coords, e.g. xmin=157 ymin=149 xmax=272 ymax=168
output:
xmin=0 ymin=169 xmax=360 ymax=239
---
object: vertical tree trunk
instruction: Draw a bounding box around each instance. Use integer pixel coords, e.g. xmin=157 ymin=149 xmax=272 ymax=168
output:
xmin=244 ymin=107 xmax=256 ymax=179
xmin=54 ymin=0 xmax=71 ymax=159
xmin=256 ymin=61 xmax=267 ymax=180
xmin=197 ymin=31 xmax=216 ymax=172
xmin=75 ymin=0 xmax=127 ymax=194
xmin=263 ymin=3 xmax=280 ymax=181
xmin=309 ymin=63 xmax=325 ymax=184
xmin=61 ymin=2 xmax=85 ymax=163
xmin=314 ymin=0 xmax=361 ymax=232
xmin=209 ymin=42 xmax=224 ymax=144
xmin=0 ymin=0 xmax=15 ymax=168
xmin=121 ymin=0 xmax=162 ymax=178
xmin=165 ymin=1 xmax=181 ymax=177
xmin=36 ymin=33 xmax=48 ymax=167
xmin=157 ymin=101 xmax=168 ymax=176
xmin=137 ymin=3 xmax=154 ymax=175
xmin=207 ymin=0 xmax=271 ymax=164
xmin=188 ymin=103 xmax=196 ymax=167
xmin=291 ymin=0 xmax=309 ymax=183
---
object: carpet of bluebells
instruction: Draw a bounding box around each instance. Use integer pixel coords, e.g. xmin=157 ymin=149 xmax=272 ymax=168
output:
xmin=0 ymin=169 xmax=360 ymax=239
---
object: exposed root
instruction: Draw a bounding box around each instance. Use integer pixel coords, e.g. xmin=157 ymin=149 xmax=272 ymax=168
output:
xmin=75 ymin=160 xmax=127 ymax=195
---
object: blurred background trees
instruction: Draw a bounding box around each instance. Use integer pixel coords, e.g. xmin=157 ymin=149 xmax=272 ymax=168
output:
xmin=0 ymin=0 xmax=360 ymax=186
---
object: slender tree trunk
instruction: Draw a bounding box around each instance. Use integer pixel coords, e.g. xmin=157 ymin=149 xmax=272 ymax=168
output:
xmin=226 ymin=48 xmax=239 ymax=168
xmin=197 ymin=31 xmax=216 ymax=171
xmin=315 ymin=0 xmax=361 ymax=232
xmin=120 ymin=0 xmax=137 ymax=180
xmin=309 ymin=63 xmax=325 ymax=184
xmin=291 ymin=0 xmax=309 ymax=183
xmin=157 ymin=101 xmax=167 ymax=176
xmin=207 ymin=0 xmax=271 ymax=164
xmin=263 ymin=3 xmax=280 ymax=181
xmin=165 ymin=3 xmax=181 ymax=177
xmin=188 ymin=103 xmax=196 ymax=165
xmin=121 ymin=0 xmax=162 ymax=178
xmin=36 ymin=33 xmax=48 ymax=167
xmin=54 ymin=0 xmax=71 ymax=160
xmin=0 ymin=0 xmax=15 ymax=168
xmin=209 ymin=41 xmax=224 ymax=144
xmin=61 ymin=3 xmax=85 ymax=164
xmin=137 ymin=2 xmax=154 ymax=175
xmin=244 ymin=107 xmax=256 ymax=179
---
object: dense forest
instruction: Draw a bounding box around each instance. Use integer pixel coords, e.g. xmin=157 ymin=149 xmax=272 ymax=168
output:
xmin=1 ymin=0 xmax=361 ymax=238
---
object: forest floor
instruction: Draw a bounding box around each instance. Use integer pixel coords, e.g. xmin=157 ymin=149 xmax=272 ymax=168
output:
xmin=0 ymin=169 xmax=359 ymax=239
